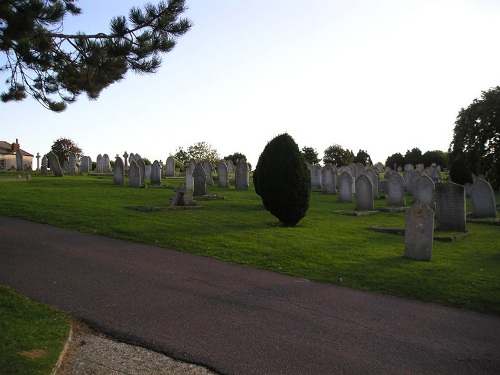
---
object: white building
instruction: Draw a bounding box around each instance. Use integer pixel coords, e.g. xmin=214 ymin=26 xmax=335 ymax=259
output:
xmin=0 ymin=139 xmax=34 ymax=171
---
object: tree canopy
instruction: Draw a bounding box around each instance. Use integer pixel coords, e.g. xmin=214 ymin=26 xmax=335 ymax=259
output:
xmin=449 ymin=86 xmax=500 ymax=188
xmin=354 ymin=149 xmax=372 ymax=166
xmin=0 ymin=0 xmax=192 ymax=111
xmin=50 ymin=137 xmax=82 ymax=167
xmin=301 ymin=146 xmax=320 ymax=165
xmin=323 ymin=144 xmax=354 ymax=166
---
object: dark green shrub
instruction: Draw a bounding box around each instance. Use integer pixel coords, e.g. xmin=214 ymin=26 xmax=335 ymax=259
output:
xmin=254 ymin=133 xmax=311 ymax=227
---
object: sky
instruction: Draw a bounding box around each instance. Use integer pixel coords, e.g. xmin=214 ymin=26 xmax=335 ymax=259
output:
xmin=2 ymin=0 xmax=500 ymax=169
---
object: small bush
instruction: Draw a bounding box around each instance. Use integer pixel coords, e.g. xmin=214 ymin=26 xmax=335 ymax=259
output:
xmin=254 ymin=133 xmax=311 ymax=227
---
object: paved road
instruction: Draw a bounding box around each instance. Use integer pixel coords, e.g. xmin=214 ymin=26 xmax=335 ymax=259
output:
xmin=1 ymin=215 xmax=499 ymax=375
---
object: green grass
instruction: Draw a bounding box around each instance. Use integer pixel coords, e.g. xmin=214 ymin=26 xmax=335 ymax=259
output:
xmin=0 ymin=172 xmax=499 ymax=316
xmin=0 ymin=285 xmax=71 ymax=375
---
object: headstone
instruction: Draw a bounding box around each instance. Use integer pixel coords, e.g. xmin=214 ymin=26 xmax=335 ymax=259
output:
xmin=150 ymin=160 xmax=162 ymax=186
xmin=471 ymin=178 xmax=497 ymax=218
xmin=310 ymin=164 xmax=322 ymax=190
xmin=355 ymin=174 xmax=374 ymax=211
xmin=193 ymin=163 xmax=207 ymax=196
xmin=96 ymin=154 xmax=103 ymax=173
xmin=235 ymin=161 xmax=250 ymax=190
xmin=338 ymin=171 xmax=354 ymax=203
xmin=41 ymin=155 xmax=48 ymax=175
xmin=137 ymin=157 xmax=146 ymax=183
xmin=102 ymin=154 xmax=111 ymax=172
xmin=188 ymin=158 xmax=196 ymax=172
xmin=354 ymin=163 xmax=365 ymax=180
xmin=387 ymin=172 xmax=406 ymax=207
xmin=185 ymin=170 xmax=194 ymax=191
xmin=217 ymin=161 xmax=230 ymax=188
xmin=145 ymin=165 xmax=151 ymax=181
xmin=226 ymin=159 xmax=235 ymax=173
xmin=202 ymin=160 xmax=213 ymax=186
xmin=464 ymin=182 xmax=472 ymax=198
xmin=435 ymin=182 xmax=466 ymax=231
xmin=16 ymin=148 xmax=23 ymax=171
xmin=128 ymin=160 xmax=141 ymax=188
xmin=165 ymin=156 xmax=176 ymax=177
xmin=375 ymin=162 xmax=384 ymax=173
xmin=46 ymin=151 xmax=64 ymax=177
xmin=322 ymin=164 xmax=337 ymax=195
xmin=365 ymin=168 xmax=379 ymax=198
xmin=413 ymin=175 xmax=435 ymax=210
xmin=404 ymin=203 xmax=434 ymax=261
xmin=113 ymin=157 xmax=125 ymax=186
xmin=68 ymin=152 xmax=76 ymax=173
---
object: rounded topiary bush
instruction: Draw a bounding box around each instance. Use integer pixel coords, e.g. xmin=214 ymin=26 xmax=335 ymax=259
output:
xmin=253 ymin=133 xmax=311 ymax=227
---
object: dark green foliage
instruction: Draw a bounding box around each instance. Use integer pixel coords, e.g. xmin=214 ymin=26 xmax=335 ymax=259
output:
xmin=323 ymin=144 xmax=354 ymax=166
xmin=50 ymin=137 xmax=82 ymax=167
xmin=385 ymin=152 xmax=405 ymax=169
xmin=404 ymin=147 xmax=423 ymax=166
xmin=354 ymin=149 xmax=372 ymax=166
xmin=224 ymin=152 xmax=250 ymax=170
xmin=450 ymin=86 xmax=500 ymax=189
xmin=422 ymin=150 xmax=448 ymax=168
xmin=449 ymin=156 xmax=473 ymax=185
xmin=254 ymin=133 xmax=311 ymax=227
xmin=301 ymin=146 xmax=320 ymax=165
xmin=0 ymin=0 xmax=192 ymax=111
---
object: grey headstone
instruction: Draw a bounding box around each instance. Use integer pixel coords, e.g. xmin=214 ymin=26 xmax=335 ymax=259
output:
xmin=137 ymin=158 xmax=146 ymax=183
xmin=387 ymin=172 xmax=406 ymax=207
xmin=322 ymin=164 xmax=337 ymax=195
xmin=47 ymin=151 xmax=64 ymax=177
xmin=365 ymin=168 xmax=379 ymax=199
xmin=338 ymin=171 xmax=354 ymax=203
xmin=113 ymin=157 xmax=125 ymax=186
xmin=471 ymin=178 xmax=497 ymax=218
xmin=185 ymin=170 xmax=194 ymax=191
xmin=404 ymin=203 xmax=434 ymax=261
xmin=68 ymin=152 xmax=76 ymax=173
xmin=103 ymin=154 xmax=112 ymax=172
xmin=128 ymin=160 xmax=141 ymax=188
xmin=188 ymin=158 xmax=196 ymax=172
xmin=193 ymin=163 xmax=207 ymax=196
xmin=41 ymin=156 xmax=48 ymax=175
xmin=354 ymin=163 xmax=365 ymax=179
xmin=464 ymin=182 xmax=472 ymax=198
xmin=235 ymin=161 xmax=249 ymax=190
xmin=413 ymin=175 xmax=435 ymax=210
xmin=217 ymin=161 xmax=230 ymax=188
xmin=226 ymin=159 xmax=234 ymax=173
xmin=145 ymin=165 xmax=151 ymax=181
xmin=96 ymin=154 xmax=103 ymax=173
xmin=202 ymin=160 xmax=213 ymax=186
xmin=150 ymin=160 xmax=162 ymax=186
xmin=165 ymin=156 xmax=176 ymax=177
xmin=16 ymin=148 xmax=23 ymax=171
xmin=310 ymin=164 xmax=322 ymax=190
xmin=355 ymin=174 xmax=374 ymax=211
xmin=435 ymin=182 xmax=466 ymax=231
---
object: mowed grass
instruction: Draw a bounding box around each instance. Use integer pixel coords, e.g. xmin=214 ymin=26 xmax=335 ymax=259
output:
xmin=0 ymin=172 xmax=499 ymax=315
xmin=0 ymin=285 xmax=71 ymax=375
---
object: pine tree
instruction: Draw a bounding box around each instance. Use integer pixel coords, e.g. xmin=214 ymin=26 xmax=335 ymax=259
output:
xmin=0 ymin=0 xmax=192 ymax=111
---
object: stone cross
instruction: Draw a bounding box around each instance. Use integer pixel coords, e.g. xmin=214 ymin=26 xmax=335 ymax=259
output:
xmin=36 ymin=152 xmax=41 ymax=170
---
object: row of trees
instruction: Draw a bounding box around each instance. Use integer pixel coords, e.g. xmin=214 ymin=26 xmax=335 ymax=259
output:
xmin=301 ymin=146 xmax=372 ymax=166
xmin=385 ymin=149 xmax=448 ymax=170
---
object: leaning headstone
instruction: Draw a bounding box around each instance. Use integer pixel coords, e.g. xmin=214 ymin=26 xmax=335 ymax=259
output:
xmin=413 ymin=175 xmax=435 ymax=210
xmin=128 ymin=160 xmax=141 ymax=188
xmin=217 ymin=161 xmax=230 ymax=188
xmin=435 ymin=182 xmax=466 ymax=231
xmin=113 ymin=157 xmax=125 ymax=186
xmin=47 ymin=151 xmax=64 ymax=177
xmin=68 ymin=152 xmax=76 ymax=173
xmin=16 ymin=148 xmax=23 ymax=171
xmin=404 ymin=203 xmax=434 ymax=261
xmin=338 ymin=171 xmax=354 ymax=203
xmin=150 ymin=160 xmax=162 ymax=186
xmin=471 ymin=178 xmax=497 ymax=218
xmin=355 ymin=174 xmax=374 ymax=211
xmin=202 ymin=160 xmax=213 ymax=186
xmin=235 ymin=161 xmax=250 ymax=190
xmin=387 ymin=172 xmax=406 ymax=207
xmin=41 ymin=155 xmax=48 ymax=175
xmin=165 ymin=156 xmax=176 ymax=177
xmin=193 ymin=163 xmax=207 ymax=196
xmin=322 ymin=164 xmax=336 ymax=195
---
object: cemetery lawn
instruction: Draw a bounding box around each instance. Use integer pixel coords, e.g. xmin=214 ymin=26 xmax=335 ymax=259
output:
xmin=0 ymin=285 xmax=71 ymax=375
xmin=1 ymin=173 xmax=499 ymax=316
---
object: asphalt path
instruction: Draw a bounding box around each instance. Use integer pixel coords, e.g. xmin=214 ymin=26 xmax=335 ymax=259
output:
xmin=1 ymin=215 xmax=499 ymax=375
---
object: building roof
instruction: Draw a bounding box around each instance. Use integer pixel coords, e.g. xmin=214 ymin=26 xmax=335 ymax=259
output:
xmin=0 ymin=141 xmax=34 ymax=157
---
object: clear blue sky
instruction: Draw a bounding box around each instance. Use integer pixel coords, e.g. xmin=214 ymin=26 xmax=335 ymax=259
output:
xmin=2 ymin=0 xmax=500 ymax=168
